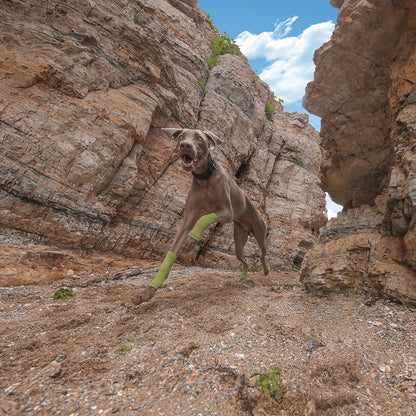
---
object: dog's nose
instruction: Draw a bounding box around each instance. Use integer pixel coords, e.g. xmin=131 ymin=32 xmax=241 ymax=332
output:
xmin=180 ymin=141 xmax=192 ymax=151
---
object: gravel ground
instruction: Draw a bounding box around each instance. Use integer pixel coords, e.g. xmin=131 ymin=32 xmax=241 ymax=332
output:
xmin=0 ymin=264 xmax=415 ymax=415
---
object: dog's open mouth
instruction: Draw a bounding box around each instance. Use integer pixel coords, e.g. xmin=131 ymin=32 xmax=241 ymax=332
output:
xmin=181 ymin=153 xmax=200 ymax=171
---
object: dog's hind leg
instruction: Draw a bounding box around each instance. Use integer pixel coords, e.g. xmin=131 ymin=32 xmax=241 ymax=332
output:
xmin=252 ymin=218 xmax=269 ymax=275
xmin=234 ymin=222 xmax=249 ymax=280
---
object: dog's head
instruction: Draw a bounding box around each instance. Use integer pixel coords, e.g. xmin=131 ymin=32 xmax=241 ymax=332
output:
xmin=162 ymin=128 xmax=222 ymax=173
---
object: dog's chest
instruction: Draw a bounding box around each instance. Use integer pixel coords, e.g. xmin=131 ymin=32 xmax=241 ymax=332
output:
xmin=189 ymin=175 xmax=227 ymax=209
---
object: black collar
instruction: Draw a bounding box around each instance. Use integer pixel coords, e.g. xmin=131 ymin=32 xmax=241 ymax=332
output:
xmin=192 ymin=158 xmax=217 ymax=180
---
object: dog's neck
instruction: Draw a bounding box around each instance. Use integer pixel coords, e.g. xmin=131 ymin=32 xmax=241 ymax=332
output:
xmin=192 ymin=156 xmax=217 ymax=180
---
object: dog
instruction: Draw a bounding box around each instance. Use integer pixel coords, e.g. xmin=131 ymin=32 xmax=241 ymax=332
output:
xmin=131 ymin=128 xmax=269 ymax=305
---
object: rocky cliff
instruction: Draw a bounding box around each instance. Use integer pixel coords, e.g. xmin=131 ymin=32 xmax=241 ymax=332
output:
xmin=0 ymin=0 xmax=325 ymax=285
xmin=303 ymin=0 xmax=416 ymax=304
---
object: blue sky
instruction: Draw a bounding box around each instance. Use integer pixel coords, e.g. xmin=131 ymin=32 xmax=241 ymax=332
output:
xmin=198 ymin=0 xmax=337 ymax=126
xmin=197 ymin=0 xmax=342 ymax=218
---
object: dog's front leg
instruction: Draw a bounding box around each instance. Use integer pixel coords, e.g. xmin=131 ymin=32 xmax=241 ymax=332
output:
xmin=131 ymin=215 xmax=198 ymax=305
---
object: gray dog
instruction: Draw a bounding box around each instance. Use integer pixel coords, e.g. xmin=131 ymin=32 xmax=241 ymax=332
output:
xmin=132 ymin=128 xmax=269 ymax=305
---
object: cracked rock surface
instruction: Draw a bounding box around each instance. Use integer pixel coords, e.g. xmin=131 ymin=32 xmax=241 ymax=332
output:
xmin=0 ymin=0 xmax=325 ymax=285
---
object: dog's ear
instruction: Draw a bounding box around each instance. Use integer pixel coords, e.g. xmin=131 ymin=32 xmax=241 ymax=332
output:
xmin=161 ymin=128 xmax=183 ymax=140
xmin=203 ymin=131 xmax=223 ymax=150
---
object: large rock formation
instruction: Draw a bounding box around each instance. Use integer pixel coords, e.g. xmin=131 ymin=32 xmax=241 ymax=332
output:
xmin=303 ymin=0 xmax=416 ymax=304
xmin=0 ymin=0 xmax=325 ymax=285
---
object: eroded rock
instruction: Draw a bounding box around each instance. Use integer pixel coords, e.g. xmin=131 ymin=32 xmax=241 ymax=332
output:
xmin=303 ymin=0 xmax=416 ymax=304
xmin=0 ymin=0 xmax=325 ymax=285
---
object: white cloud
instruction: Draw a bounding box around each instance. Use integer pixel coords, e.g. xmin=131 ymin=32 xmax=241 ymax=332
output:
xmin=326 ymin=193 xmax=343 ymax=219
xmin=236 ymin=18 xmax=335 ymax=104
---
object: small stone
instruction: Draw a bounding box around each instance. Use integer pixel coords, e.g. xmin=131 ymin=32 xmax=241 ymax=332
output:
xmin=379 ymin=365 xmax=391 ymax=373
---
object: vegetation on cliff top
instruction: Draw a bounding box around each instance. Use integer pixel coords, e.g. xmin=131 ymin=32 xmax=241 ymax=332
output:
xmin=206 ymin=13 xmax=240 ymax=68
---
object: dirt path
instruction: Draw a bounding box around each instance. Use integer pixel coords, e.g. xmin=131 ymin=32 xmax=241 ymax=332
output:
xmin=0 ymin=265 xmax=415 ymax=415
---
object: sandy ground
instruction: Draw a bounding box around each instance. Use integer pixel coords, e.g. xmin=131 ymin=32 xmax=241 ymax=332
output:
xmin=0 ymin=263 xmax=415 ymax=416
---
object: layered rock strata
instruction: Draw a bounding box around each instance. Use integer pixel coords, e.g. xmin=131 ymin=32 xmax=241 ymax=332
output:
xmin=303 ymin=0 xmax=416 ymax=303
xmin=0 ymin=0 xmax=325 ymax=285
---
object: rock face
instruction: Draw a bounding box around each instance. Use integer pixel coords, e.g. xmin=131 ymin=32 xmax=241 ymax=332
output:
xmin=0 ymin=0 xmax=325 ymax=285
xmin=303 ymin=0 xmax=416 ymax=304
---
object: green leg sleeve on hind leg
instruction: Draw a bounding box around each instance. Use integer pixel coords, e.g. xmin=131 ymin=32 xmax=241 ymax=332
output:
xmin=148 ymin=251 xmax=177 ymax=289
xmin=240 ymin=260 xmax=249 ymax=280
xmin=188 ymin=213 xmax=218 ymax=241
xmin=261 ymin=256 xmax=270 ymax=275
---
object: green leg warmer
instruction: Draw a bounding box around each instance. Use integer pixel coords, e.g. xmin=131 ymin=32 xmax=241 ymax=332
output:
xmin=148 ymin=251 xmax=177 ymax=289
xmin=261 ymin=256 xmax=270 ymax=275
xmin=240 ymin=260 xmax=249 ymax=280
xmin=188 ymin=213 xmax=218 ymax=241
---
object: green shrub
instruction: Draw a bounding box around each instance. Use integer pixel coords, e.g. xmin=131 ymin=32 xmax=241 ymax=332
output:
xmin=88 ymin=276 xmax=109 ymax=285
xmin=205 ymin=14 xmax=240 ymax=69
xmin=205 ymin=13 xmax=218 ymax=33
xmin=265 ymin=101 xmax=274 ymax=121
xmin=209 ymin=33 xmax=240 ymax=57
xmin=208 ymin=34 xmax=240 ymax=68
xmin=53 ymin=288 xmax=74 ymax=300
xmin=198 ymin=78 xmax=207 ymax=97
xmin=255 ymin=367 xmax=285 ymax=403
xmin=208 ymin=55 xmax=218 ymax=69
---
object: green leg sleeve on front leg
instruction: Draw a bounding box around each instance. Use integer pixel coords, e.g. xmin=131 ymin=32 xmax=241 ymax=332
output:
xmin=188 ymin=213 xmax=218 ymax=241
xmin=148 ymin=251 xmax=177 ymax=289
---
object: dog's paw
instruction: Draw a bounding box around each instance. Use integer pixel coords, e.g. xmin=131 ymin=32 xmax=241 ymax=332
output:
xmin=131 ymin=286 xmax=157 ymax=305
